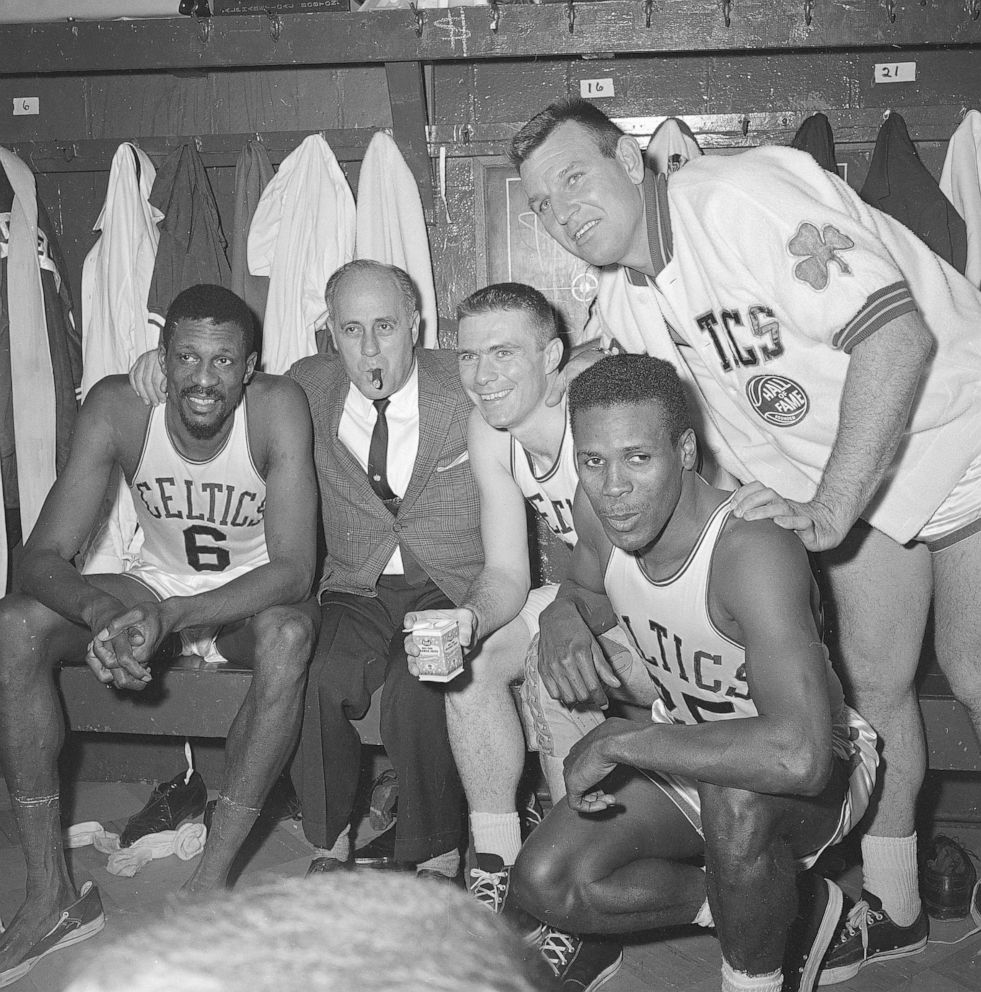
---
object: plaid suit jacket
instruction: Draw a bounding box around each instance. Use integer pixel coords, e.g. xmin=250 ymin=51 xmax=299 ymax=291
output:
xmin=288 ymin=348 xmax=483 ymax=605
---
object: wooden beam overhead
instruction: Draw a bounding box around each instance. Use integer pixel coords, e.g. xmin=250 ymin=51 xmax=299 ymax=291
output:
xmin=0 ymin=1 xmax=977 ymax=77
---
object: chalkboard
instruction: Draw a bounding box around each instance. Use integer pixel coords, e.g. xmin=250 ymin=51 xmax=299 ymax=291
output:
xmin=478 ymin=158 xmax=599 ymax=344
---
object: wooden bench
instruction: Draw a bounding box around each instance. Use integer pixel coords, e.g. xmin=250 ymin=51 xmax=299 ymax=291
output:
xmin=59 ymin=655 xmax=383 ymax=745
xmin=60 ymin=655 xmax=979 ymax=772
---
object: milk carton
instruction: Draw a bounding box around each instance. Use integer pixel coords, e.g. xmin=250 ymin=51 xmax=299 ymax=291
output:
xmin=411 ymin=618 xmax=464 ymax=682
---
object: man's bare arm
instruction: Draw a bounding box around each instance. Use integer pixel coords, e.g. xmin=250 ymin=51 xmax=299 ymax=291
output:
xmin=538 ymin=488 xmax=622 ymax=708
xmin=20 ymin=379 xmax=154 ymax=687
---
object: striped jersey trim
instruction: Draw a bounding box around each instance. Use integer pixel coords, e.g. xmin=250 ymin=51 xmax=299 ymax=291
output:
xmin=624 ymin=171 xmax=672 ymax=286
xmin=833 ymin=281 xmax=917 ymax=353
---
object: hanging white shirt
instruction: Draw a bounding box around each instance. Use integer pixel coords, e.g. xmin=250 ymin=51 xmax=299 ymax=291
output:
xmin=248 ymin=134 xmax=355 ymax=373
xmin=80 ymin=142 xmax=160 ymax=398
xmin=356 ymin=131 xmax=439 ymax=347
xmin=940 ymin=110 xmax=981 ymax=289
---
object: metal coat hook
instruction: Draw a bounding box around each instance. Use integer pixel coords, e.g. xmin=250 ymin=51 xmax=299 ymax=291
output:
xmin=489 ymin=0 xmax=501 ymax=33
xmin=804 ymin=0 xmax=814 ymax=27
xmin=566 ymin=0 xmax=576 ymax=34
xmin=409 ymin=2 xmax=424 ymax=36
xmin=740 ymin=115 xmax=750 ymax=137
xmin=882 ymin=107 xmax=892 ymax=121
xmin=644 ymin=0 xmax=654 ymax=28
xmin=196 ymin=13 xmax=212 ymax=44
xmin=194 ymin=135 xmax=204 ymax=153
xmin=884 ymin=0 xmax=896 ymax=22
xmin=59 ymin=142 xmax=77 ymax=163
xmin=267 ymin=12 xmax=283 ymax=42
xmin=722 ymin=0 xmax=732 ymax=28
xmin=971 ymin=0 xmax=981 ymax=20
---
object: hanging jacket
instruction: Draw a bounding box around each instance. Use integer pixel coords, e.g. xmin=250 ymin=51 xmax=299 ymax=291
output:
xmin=146 ymin=143 xmax=231 ymax=334
xmin=249 ymin=134 xmax=356 ymax=374
xmin=81 ymin=142 xmax=160 ymax=397
xmin=791 ymin=112 xmax=838 ymax=175
xmin=860 ymin=112 xmax=967 ymax=273
xmin=645 ymin=117 xmax=703 ymax=175
xmin=940 ymin=109 xmax=981 ymax=289
xmin=356 ymin=130 xmax=439 ymax=347
xmin=0 ymin=148 xmax=80 ymax=589
xmin=231 ymin=139 xmax=274 ymax=331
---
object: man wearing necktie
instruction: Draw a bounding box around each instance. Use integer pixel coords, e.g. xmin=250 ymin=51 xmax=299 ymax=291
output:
xmin=287 ymin=260 xmax=483 ymax=880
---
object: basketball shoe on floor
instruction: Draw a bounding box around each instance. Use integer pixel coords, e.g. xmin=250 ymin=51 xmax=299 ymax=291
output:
xmin=468 ymin=853 xmax=543 ymax=943
xmin=537 ymin=926 xmax=623 ymax=992
xmin=781 ymin=873 xmax=843 ymax=992
xmin=0 ymin=882 xmax=105 ymax=988
xmin=921 ymin=834 xmax=979 ymax=921
xmin=817 ymin=889 xmax=928 ymax=985
xmin=120 ymin=769 xmax=207 ymax=847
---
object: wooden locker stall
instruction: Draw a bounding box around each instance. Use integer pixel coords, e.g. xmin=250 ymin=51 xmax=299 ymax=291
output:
xmin=0 ymin=1 xmax=978 ymax=807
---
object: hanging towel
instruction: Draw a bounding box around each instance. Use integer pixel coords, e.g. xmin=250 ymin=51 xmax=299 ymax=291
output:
xmin=81 ymin=142 xmax=160 ymax=398
xmin=231 ymin=139 xmax=274 ymax=331
xmin=791 ymin=112 xmax=838 ymax=175
xmin=644 ymin=117 xmax=703 ymax=175
xmin=147 ymin=143 xmax=231 ymax=335
xmin=940 ymin=110 xmax=981 ymax=289
xmin=249 ymin=134 xmax=356 ymax=373
xmin=356 ymin=130 xmax=439 ymax=347
xmin=860 ymin=112 xmax=967 ymax=273
xmin=0 ymin=148 xmax=80 ymax=589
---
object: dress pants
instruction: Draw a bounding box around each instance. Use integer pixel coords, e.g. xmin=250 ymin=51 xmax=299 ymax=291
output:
xmin=294 ymin=574 xmax=464 ymax=863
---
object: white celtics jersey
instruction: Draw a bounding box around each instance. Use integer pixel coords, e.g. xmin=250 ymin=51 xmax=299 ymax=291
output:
xmin=605 ymin=496 xmax=756 ymax=725
xmin=510 ymin=410 xmax=578 ymax=547
xmin=129 ymin=397 xmax=269 ymax=586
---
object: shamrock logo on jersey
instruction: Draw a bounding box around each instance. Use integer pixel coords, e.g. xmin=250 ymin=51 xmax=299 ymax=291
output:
xmin=788 ymin=222 xmax=855 ymax=291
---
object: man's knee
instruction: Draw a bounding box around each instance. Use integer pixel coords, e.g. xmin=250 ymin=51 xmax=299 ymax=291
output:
xmin=0 ymin=594 xmax=58 ymax=684
xmin=512 ymin=838 xmax=579 ymax=923
xmin=251 ymin=607 xmax=315 ymax=682
xmin=699 ymin=785 xmax=788 ymax=875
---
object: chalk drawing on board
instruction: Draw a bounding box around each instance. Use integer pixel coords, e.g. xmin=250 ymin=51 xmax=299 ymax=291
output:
xmin=501 ymin=175 xmax=599 ymax=343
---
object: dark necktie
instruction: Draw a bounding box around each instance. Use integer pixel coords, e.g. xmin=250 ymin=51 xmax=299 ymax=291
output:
xmin=368 ymin=398 xmax=398 ymax=504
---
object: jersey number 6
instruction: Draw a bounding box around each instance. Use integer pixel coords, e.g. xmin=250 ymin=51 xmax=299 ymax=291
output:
xmin=183 ymin=524 xmax=231 ymax=572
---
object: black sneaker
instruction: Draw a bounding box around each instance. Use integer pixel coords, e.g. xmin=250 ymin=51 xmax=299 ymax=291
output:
xmin=817 ymin=889 xmax=928 ymax=985
xmin=0 ymin=882 xmax=105 ymax=988
xmin=468 ymin=853 xmax=544 ymax=943
xmin=120 ymin=770 xmax=208 ymax=847
xmin=537 ymin=926 xmax=623 ymax=992
xmin=921 ymin=834 xmax=979 ymax=921
xmin=520 ymin=791 xmax=545 ymax=840
xmin=781 ymin=873 xmax=843 ymax=992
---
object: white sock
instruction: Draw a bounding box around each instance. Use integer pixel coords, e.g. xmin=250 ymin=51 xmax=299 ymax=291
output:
xmin=721 ymin=960 xmax=782 ymax=992
xmin=861 ymin=833 xmax=921 ymax=926
xmin=417 ymin=849 xmax=460 ymax=878
xmin=470 ymin=811 xmax=522 ymax=866
xmin=313 ymin=825 xmax=350 ymax=862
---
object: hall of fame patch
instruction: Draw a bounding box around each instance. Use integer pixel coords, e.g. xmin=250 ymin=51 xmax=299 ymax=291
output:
xmin=746 ymin=374 xmax=809 ymax=427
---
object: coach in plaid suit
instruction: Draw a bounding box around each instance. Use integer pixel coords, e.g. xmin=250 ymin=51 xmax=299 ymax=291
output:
xmin=288 ymin=260 xmax=481 ymax=879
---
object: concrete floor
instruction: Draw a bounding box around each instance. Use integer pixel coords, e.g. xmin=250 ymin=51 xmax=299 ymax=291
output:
xmin=0 ymin=779 xmax=979 ymax=992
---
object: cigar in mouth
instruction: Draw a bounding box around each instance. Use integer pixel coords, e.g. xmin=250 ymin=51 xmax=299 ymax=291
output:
xmin=370 ymin=368 xmax=383 ymax=390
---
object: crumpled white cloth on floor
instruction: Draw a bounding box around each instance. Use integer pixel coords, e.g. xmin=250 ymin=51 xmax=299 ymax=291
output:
xmin=64 ymin=820 xmax=207 ymax=877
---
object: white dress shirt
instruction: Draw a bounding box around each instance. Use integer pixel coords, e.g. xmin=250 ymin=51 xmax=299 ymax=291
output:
xmin=338 ymin=362 xmax=420 ymax=574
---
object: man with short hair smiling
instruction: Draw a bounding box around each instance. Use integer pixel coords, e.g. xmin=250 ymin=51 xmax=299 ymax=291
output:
xmin=511 ymin=353 xmax=878 ymax=992
xmin=0 ymin=284 xmax=319 ymax=987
